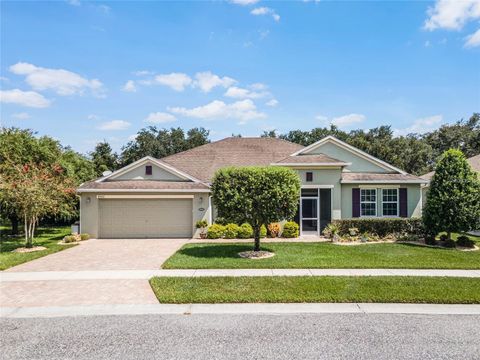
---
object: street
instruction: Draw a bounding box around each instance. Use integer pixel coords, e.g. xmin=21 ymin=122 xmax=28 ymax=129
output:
xmin=2 ymin=313 xmax=479 ymax=359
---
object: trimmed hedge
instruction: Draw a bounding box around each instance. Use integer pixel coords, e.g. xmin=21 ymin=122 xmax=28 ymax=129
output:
xmin=282 ymin=221 xmax=299 ymax=238
xmin=207 ymin=224 xmax=226 ymax=239
xmin=332 ymin=218 xmax=423 ymax=237
xmin=224 ymin=224 xmax=240 ymax=239
xmin=238 ymin=223 xmax=253 ymax=239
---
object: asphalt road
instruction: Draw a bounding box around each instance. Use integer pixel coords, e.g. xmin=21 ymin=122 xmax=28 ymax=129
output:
xmin=2 ymin=313 xmax=479 ymax=360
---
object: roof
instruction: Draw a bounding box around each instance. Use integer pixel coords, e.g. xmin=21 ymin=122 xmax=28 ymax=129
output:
xmin=274 ymin=153 xmax=350 ymax=166
xmin=420 ymin=154 xmax=480 ymax=181
xmin=78 ymin=180 xmax=210 ymax=192
xmin=341 ymin=172 xmax=428 ymax=184
xmin=161 ymin=137 xmax=304 ymax=182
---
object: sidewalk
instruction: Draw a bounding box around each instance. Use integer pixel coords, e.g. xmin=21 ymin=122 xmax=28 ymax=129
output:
xmin=2 ymin=303 xmax=480 ymax=318
xmin=2 ymin=268 xmax=480 ymax=281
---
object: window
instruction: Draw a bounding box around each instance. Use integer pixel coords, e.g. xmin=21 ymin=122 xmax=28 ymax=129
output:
xmin=360 ymin=189 xmax=376 ymax=217
xmin=382 ymin=188 xmax=398 ymax=216
xmin=145 ymin=165 xmax=153 ymax=175
xmin=306 ymin=172 xmax=313 ymax=182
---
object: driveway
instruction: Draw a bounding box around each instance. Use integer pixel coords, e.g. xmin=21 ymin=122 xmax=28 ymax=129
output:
xmin=5 ymin=238 xmax=189 ymax=272
xmin=1 ymin=238 xmax=189 ymax=308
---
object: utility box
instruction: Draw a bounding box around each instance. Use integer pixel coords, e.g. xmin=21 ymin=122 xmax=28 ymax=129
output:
xmin=71 ymin=221 xmax=80 ymax=234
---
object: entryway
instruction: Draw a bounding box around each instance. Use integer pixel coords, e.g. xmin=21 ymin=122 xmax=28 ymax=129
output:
xmin=298 ymin=188 xmax=332 ymax=236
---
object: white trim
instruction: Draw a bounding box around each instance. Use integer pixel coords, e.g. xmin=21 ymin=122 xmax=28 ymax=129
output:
xmin=271 ymin=162 xmax=350 ymax=167
xmin=357 ymin=184 xmax=400 ymax=189
xmin=341 ymin=180 xmax=427 ymax=184
xmin=291 ymin=136 xmax=407 ymax=175
xmin=96 ymin=195 xmax=194 ymax=199
xmin=301 ymin=184 xmax=334 ymax=189
xmin=77 ymin=188 xmax=210 ymax=193
xmin=96 ymin=156 xmax=202 ymax=183
xmin=380 ymin=188 xmax=399 ymax=217
xmin=360 ymin=188 xmax=377 ymax=217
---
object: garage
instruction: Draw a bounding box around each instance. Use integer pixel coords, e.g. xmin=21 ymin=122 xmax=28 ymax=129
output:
xmin=98 ymin=198 xmax=193 ymax=238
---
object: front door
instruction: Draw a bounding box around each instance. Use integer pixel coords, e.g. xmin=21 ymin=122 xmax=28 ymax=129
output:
xmin=301 ymin=197 xmax=318 ymax=235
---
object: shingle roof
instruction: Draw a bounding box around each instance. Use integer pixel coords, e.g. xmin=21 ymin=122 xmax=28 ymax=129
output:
xmin=161 ymin=137 xmax=305 ymax=182
xmin=274 ymin=153 xmax=349 ymax=165
xmin=341 ymin=172 xmax=427 ymax=183
xmin=78 ymin=180 xmax=210 ymax=191
xmin=420 ymin=154 xmax=480 ymax=181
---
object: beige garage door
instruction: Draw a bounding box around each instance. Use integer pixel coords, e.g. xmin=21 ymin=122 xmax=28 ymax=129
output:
xmin=98 ymin=199 xmax=193 ymax=238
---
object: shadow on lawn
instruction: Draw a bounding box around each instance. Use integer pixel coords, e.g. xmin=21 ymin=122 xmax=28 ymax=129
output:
xmin=179 ymin=244 xmax=275 ymax=259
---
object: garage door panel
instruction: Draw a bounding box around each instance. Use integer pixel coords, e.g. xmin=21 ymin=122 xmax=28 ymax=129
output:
xmin=99 ymin=199 xmax=192 ymax=238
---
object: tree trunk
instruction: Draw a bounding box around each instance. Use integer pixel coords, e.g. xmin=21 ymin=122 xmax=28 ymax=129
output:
xmin=253 ymin=225 xmax=260 ymax=252
xmin=447 ymin=232 xmax=451 ymax=241
xmin=9 ymin=215 xmax=19 ymax=235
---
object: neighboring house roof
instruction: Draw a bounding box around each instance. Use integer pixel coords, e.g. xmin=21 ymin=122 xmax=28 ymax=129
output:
xmin=420 ymin=154 xmax=480 ymax=181
xmin=341 ymin=172 xmax=427 ymax=184
xmin=273 ymin=154 xmax=351 ymax=166
xmin=78 ymin=180 xmax=210 ymax=192
xmin=161 ymin=137 xmax=304 ymax=182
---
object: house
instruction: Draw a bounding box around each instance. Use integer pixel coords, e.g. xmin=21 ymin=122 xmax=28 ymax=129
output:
xmin=421 ymin=153 xmax=480 ymax=235
xmin=77 ymin=136 xmax=427 ymax=238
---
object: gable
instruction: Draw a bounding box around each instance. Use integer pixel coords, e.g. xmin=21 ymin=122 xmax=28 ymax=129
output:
xmin=111 ymin=161 xmax=185 ymax=181
xmin=305 ymin=141 xmax=389 ymax=173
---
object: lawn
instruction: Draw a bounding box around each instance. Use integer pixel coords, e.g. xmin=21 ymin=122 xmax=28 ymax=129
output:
xmin=162 ymin=241 xmax=480 ymax=269
xmin=149 ymin=276 xmax=480 ymax=304
xmin=0 ymin=225 xmax=74 ymax=270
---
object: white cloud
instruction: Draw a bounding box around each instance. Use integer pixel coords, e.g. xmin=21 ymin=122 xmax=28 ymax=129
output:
xmin=67 ymin=0 xmax=81 ymax=6
xmin=224 ymin=86 xmax=267 ymax=99
xmin=251 ymin=7 xmax=280 ymax=22
xmin=154 ymin=72 xmax=192 ymax=91
xmin=9 ymin=62 xmax=105 ymax=97
xmin=250 ymin=82 xmax=268 ymax=90
xmin=144 ymin=112 xmax=176 ymax=124
xmin=229 ymin=0 xmax=260 ymax=5
xmin=331 ymin=113 xmax=366 ymax=127
xmin=266 ymin=99 xmax=279 ymax=107
xmin=0 ymin=76 xmax=8 ymax=82
xmin=122 ymin=80 xmax=137 ymax=92
xmin=0 ymin=89 xmax=51 ymax=108
xmin=315 ymin=114 xmax=329 ymax=122
xmin=133 ymin=70 xmax=153 ymax=76
xmin=97 ymin=120 xmax=131 ymax=131
xmin=465 ymin=28 xmax=480 ymax=47
xmin=193 ymin=71 xmax=236 ymax=92
xmin=424 ymin=0 xmax=480 ymax=31
xmin=168 ymin=99 xmax=266 ymax=124
xmin=12 ymin=112 xmax=30 ymax=119
xmin=88 ymin=114 xmax=100 ymax=120
xmin=394 ymin=115 xmax=443 ymax=136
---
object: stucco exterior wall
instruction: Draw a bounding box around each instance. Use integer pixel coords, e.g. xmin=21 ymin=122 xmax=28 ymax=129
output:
xmin=341 ymin=184 xmax=422 ymax=218
xmin=113 ymin=162 xmax=184 ymax=181
xmin=80 ymin=192 xmax=210 ymax=238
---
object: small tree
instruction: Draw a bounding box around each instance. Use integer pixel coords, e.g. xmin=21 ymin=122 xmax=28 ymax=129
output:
xmin=423 ymin=149 xmax=480 ymax=240
xmin=211 ymin=166 xmax=301 ymax=251
xmin=0 ymin=163 xmax=76 ymax=247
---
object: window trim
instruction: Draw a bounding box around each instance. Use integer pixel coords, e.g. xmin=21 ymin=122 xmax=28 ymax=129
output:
xmin=381 ymin=188 xmax=399 ymax=217
xmin=360 ymin=188 xmax=377 ymax=217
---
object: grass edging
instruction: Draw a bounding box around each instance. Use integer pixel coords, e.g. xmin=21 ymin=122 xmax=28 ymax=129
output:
xmin=149 ymin=276 xmax=480 ymax=304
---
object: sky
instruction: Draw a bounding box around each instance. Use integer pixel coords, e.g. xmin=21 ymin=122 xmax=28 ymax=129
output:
xmin=1 ymin=0 xmax=479 ymax=154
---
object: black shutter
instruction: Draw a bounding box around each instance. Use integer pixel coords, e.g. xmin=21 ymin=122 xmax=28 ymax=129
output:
xmin=352 ymin=188 xmax=360 ymax=218
xmin=399 ymin=188 xmax=408 ymax=217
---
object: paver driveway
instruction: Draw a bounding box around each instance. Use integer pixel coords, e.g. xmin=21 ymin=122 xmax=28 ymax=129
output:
xmin=5 ymin=238 xmax=189 ymax=272
xmin=1 ymin=238 xmax=189 ymax=308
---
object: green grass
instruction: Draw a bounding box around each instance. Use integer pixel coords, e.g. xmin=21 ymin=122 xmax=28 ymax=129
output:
xmin=438 ymin=232 xmax=480 ymax=243
xmin=0 ymin=225 xmax=75 ymax=270
xmin=162 ymin=242 xmax=480 ymax=270
xmin=149 ymin=276 xmax=480 ymax=304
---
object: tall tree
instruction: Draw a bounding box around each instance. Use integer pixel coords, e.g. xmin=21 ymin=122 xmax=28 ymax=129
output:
xmin=120 ymin=126 xmax=209 ymax=166
xmin=90 ymin=141 xmax=118 ymax=176
xmin=423 ymin=149 xmax=480 ymax=240
xmin=211 ymin=167 xmax=301 ymax=251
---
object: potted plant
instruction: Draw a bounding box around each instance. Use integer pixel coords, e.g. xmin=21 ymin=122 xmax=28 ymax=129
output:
xmin=195 ymin=220 xmax=208 ymax=239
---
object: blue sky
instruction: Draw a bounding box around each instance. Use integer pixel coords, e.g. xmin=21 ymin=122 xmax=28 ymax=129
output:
xmin=1 ymin=0 xmax=479 ymax=154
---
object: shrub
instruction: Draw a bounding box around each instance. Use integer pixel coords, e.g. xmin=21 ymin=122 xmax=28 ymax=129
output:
xmin=207 ymin=224 xmax=225 ymax=239
xmin=224 ymin=223 xmax=240 ymax=239
xmin=238 ymin=223 xmax=254 ymax=239
xmin=332 ymin=218 xmax=423 ymax=237
xmin=348 ymin=227 xmax=359 ymax=236
xmin=282 ymin=221 xmax=299 ymax=238
xmin=195 ymin=220 xmax=208 ymax=229
xmin=79 ymin=233 xmax=90 ymax=241
xmin=442 ymin=238 xmax=456 ymax=248
xmin=260 ymin=224 xmax=267 ymax=238
xmin=63 ymin=234 xmax=80 ymax=243
xmin=267 ymin=223 xmax=281 ymax=238
xmin=214 ymin=217 xmax=228 ymax=225
xmin=456 ymin=235 xmax=475 ymax=248
xmin=439 ymin=234 xmax=448 ymax=241
xmin=323 ymin=223 xmax=340 ymax=239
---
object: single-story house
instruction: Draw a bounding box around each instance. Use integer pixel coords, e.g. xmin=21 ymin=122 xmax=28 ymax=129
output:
xmin=77 ymin=136 xmax=427 ymax=238
xmin=421 ymin=153 xmax=480 ymax=235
